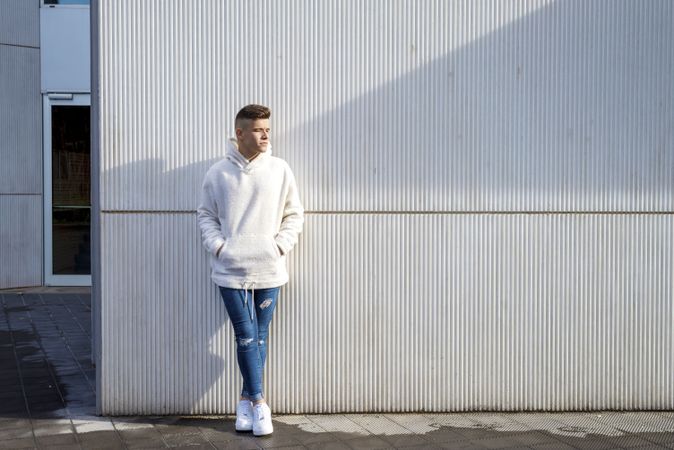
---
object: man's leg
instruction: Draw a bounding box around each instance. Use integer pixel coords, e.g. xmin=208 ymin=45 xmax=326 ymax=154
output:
xmin=218 ymin=286 xmax=264 ymax=402
xmin=253 ymin=287 xmax=280 ymax=376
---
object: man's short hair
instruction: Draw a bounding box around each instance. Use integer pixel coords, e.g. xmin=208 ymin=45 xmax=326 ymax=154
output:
xmin=235 ymin=104 xmax=271 ymax=128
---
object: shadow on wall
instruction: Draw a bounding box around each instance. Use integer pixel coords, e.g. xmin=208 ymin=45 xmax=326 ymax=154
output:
xmin=97 ymin=0 xmax=674 ymax=413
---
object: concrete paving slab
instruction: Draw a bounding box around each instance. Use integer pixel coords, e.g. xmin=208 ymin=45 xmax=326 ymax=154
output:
xmin=528 ymin=442 xmax=576 ymax=450
xmin=469 ymin=434 xmax=529 ymax=449
xmin=112 ymin=418 xmax=156 ymax=431
xmin=35 ymin=432 xmax=79 ymax=446
xmin=504 ymin=412 xmax=567 ymax=431
xmin=422 ymin=413 xmax=476 ymax=429
xmin=495 ymin=430 xmax=560 ymax=447
xmin=465 ymin=412 xmax=534 ymax=433
xmin=385 ymin=414 xmax=443 ymax=434
xmin=0 ymin=437 xmax=36 ymax=449
xmin=125 ymin=440 xmax=167 ymax=449
xmin=595 ymin=411 xmax=674 ymax=434
xmin=73 ymin=419 xmax=116 ymax=434
xmin=624 ymin=446 xmax=674 ymax=450
xmin=23 ymin=416 xmax=65 ymax=428
xmin=344 ymin=434 xmax=396 ymax=449
xmin=0 ymin=427 xmax=33 ymax=440
xmin=305 ymin=414 xmax=372 ymax=436
xmin=199 ymin=427 xmax=248 ymax=443
xmin=162 ymin=432 xmax=212 ymax=447
xmin=635 ymin=431 xmax=674 ymax=449
xmin=251 ymin=432 xmax=307 ymax=448
xmin=636 ymin=412 xmax=674 ymax=431
xmin=377 ymin=433 xmax=430 ymax=448
xmin=75 ymin=430 xmax=125 ymax=448
xmin=421 ymin=428 xmax=469 ymax=445
xmin=304 ymin=442 xmax=352 ymax=450
xmin=211 ymin=438 xmax=264 ymax=449
xmin=433 ymin=439 xmax=486 ymax=449
xmin=348 ymin=413 xmax=413 ymax=435
xmin=32 ymin=423 xmax=74 ymax=436
xmin=520 ymin=412 xmax=624 ymax=438
xmin=38 ymin=445 xmax=84 ymax=450
xmin=155 ymin=421 xmax=207 ymax=436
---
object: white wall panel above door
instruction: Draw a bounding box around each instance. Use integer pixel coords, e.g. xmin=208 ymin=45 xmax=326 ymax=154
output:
xmin=40 ymin=5 xmax=91 ymax=93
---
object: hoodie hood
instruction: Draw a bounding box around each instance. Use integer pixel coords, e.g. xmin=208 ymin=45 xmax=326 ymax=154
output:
xmin=225 ymin=137 xmax=272 ymax=174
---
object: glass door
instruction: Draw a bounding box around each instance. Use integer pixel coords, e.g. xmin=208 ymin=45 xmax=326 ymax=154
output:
xmin=43 ymin=93 xmax=91 ymax=286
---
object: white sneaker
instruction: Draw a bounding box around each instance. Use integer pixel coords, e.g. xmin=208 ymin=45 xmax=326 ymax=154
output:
xmin=235 ymin=399 xmax=253 ymax=431
xmin=252 ymin=402 xmax=273 ymax=436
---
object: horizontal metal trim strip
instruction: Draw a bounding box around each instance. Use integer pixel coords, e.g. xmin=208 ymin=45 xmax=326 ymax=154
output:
xmin=0 ymin=285 xmax=43 ymax=292
xmin=0 ymin=42 xmax=39 ymax=49
xmin=101 ymin=209 xmax=674 ymax=215
xmin=42 ymin=90 xmax=91 ymax=95
xmin=102 ymin=210 xmax=197 ymax=214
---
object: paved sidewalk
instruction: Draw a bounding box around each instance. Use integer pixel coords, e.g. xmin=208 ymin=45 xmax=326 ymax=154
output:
xmin=0 ymin=290 xmax=672 ymax=450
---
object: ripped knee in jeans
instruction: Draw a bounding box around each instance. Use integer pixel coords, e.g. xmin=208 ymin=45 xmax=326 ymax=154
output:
xmin=237 ymin=337 xmax=255 ymax=347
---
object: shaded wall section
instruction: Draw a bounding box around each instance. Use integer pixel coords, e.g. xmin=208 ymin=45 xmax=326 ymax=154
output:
xmin=0 ymin=0 xmax=42 ymax=289
xmin=95 ymin=0 xmax=674 ymax=413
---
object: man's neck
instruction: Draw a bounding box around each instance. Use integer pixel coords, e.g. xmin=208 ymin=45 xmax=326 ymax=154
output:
xmin=237 ymin=147 xmax=259 ymax=162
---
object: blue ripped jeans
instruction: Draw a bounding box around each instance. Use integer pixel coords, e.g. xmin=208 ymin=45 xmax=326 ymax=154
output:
xmin=218 ymin=285 xmax=280 ymax=402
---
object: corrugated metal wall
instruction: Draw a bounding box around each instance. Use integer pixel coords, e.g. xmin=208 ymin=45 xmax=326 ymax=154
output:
xmin=0 ymin=0 xmax=39 ymax=48
xmin=0 ymin=0 xmax=42 ymax=289
xmin=0 ymin=196 xmax=42 ymax=289
xmin=94 ymin=0 xmax=674 ymax=413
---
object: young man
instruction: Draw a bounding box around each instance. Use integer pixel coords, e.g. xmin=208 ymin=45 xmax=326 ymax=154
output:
xmin=197 ymin=104 xmax=303 ymax=436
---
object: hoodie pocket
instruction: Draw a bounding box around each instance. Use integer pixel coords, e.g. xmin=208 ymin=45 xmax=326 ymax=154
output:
xmin=218 ymin=234 xmax=279 ymax=275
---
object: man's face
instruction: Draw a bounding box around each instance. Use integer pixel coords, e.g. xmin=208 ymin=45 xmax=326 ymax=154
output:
xmin=236 ymin=118 xmax=270 ymax=154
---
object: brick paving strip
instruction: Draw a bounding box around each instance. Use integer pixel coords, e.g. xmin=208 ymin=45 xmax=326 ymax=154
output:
xmin=0 ymin=289 xmax=672 ymax=449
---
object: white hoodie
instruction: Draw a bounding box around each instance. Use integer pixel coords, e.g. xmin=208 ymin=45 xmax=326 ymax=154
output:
xmin=197 ymin=138 xmax=304 ymax=289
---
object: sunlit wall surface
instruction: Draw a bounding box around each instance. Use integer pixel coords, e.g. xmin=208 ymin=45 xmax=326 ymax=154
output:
xmin=94 ymin=0 xmax=674 ymax=414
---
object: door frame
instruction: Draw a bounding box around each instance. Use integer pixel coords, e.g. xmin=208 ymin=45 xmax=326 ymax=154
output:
xmin=43 ymin=92 xmax=92 ymax=286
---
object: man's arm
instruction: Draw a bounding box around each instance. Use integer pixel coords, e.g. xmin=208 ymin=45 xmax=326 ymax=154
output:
xmin=197 ymin=174 xmax=226 ymax=257
xmin=274 ymin=168 xmax=304 ymax=256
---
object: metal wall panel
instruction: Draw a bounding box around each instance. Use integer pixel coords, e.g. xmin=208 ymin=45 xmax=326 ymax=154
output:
xmin=0 ymin=196 xmax=42 ymax=288
xmin=100 ymin=213 xmax=673 ymax=414
xmin=0 ymin=7 xmax=42 ymax=290
xmin=0 ymin=45 xmax=41 ymax=194
xmin=100 ymin=212 xmax=237 ymax=415
xmin=98 ymin=0 xmax=674 ymax=212
xmin=96 ymin=0 xmax=674 ymax=413
xmin=0 ymin=0 xmax=39 ymax=47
